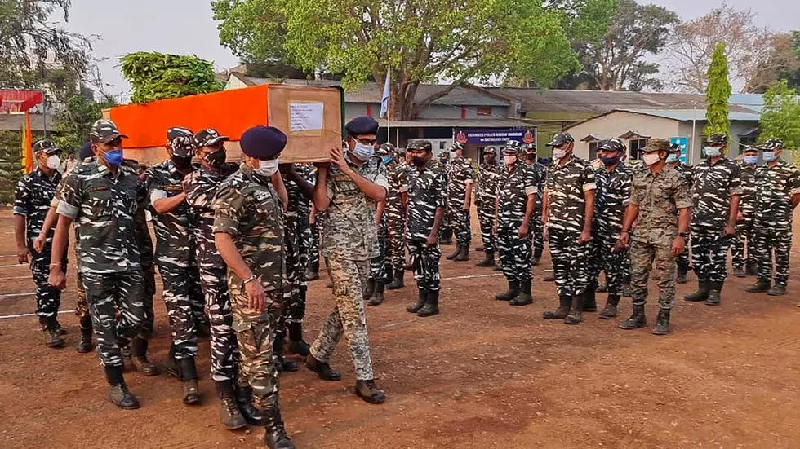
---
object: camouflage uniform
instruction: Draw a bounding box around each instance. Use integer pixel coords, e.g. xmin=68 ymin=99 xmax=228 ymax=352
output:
xmin=475 ymin=161 xmax=501 ymax=255
xmin=147 ymin=160 xmax=200 ymax=360
xmin=528 ymin=161 xmax=547 ymax=261
xmin=732 ymin=162 xmax=757 ymax=273
xmin=437 ymin=152 xmax=452 ymax=241
xmin=282 ymin=164 xmax=313 ymax=326
xmin=309 ymin=153 xmax=388 ymax=381
xmin=591 ymin=163 xmax=632 ymax=297
xmin=446 ymin=156 xmax=475 ymax=247
xmin=405 ymin=160 xmax=447 ymax=292
xmin=671 ymin=162 xmax=693 ymax=278
xmin=496 ymin=161 xmax=537 ymax=284
xmin=385 ymin=159 xmax=409 ymax=280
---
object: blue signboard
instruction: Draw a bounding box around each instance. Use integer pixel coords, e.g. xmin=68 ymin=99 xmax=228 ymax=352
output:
xmin=454 ymin=128 xmax=535 ymax=145
xmin=670 ymin=137 xmax=688 ymax=163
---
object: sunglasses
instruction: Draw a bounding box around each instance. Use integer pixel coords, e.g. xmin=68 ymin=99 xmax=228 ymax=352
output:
xmin=356 ymin=138 xmax=377 ymax=145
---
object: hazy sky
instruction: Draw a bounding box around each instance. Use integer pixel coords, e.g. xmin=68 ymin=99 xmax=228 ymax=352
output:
xmin=62 ymin=0 xmax=798 ymax=99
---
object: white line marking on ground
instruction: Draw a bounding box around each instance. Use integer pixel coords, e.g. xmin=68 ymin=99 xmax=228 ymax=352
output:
xmin=0 ymin=292 xmax=35 ymax=299
xmin=442 ymin=273 xmax=504 ymax=281
xmin=0 ymin=263 xmax=30 ymax=268
xmin=0 ymin=309 xmax=75 ymax=320
xmin=0 ymin=275 xmax=33 ymax=280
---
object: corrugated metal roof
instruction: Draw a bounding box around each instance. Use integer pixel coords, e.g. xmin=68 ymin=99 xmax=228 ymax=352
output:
xmin=618 ymin=108 xmax=761 ymax=122
xmin=487 ymin=88 xmax=707 ymax=113
xmin=353 ymin=118 xmax=530 ymax=128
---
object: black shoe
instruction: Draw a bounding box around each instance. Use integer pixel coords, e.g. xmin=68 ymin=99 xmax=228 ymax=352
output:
xmin=446 ymin=244 xmax=461 ymax=260
xmin=407 ymin=289 xmax=427 ymax=313
xmin=164 ymin=343 xmax=180 ymax=379
xmin=368 ymin=282 xmax=385 ymax=306
xmin=684 ymin=280 xmax=710 ymax=302
xmin=745 ymin=262 xmax=758 ymax=276
xmin=454 ymin=243 xmax=470 ymax=262
xmin=564 ymin=295 xmax=583 ymax=325
xmin=733 ymin=266 xmax=746 ymax=278
xmin=532 ymin=256 xmax=541 ymax=267
xmin=620 ymin=305 xmax=647 ymax=329
xmin=510 ymin=280 xmax=533 ymax=306
xmin=131 ymin=337 xmax=160 ymax=376
xmin=746 ymin=279 xmax=771 ymax=293
xmin=306 ymin=355 xmax=341 ymax=381
xmin=45 ymin=329 xmax=65 ymax=348
xmin=495 ymin=280 xmax=519 ymax=301
xmin=216 ymin=381 xmax=247 ymax=430
xmin=583 ymin=288 xmax=597 ymax=312
xmin=54 ymin=320 xmax=67 ymax=335
xmin=108 ymin=382 xmax=140 ymax=410
xmin=287 ymin=322 xmax=310 ymax=357
xmin=476 ymin=250 xmax=495 ymax=267
xmin=676 ymin=269 xmax=688 ymax=284
xmin=705 ymin=281 xmax=722 ymax=306
xmin=263 ymin=402 xmax=295 ymax=449
xmin=276 ymin=353 xmax=299 ymax=373
xmin=196 ymin=319 xmax=211 ymax=339
xmin=543 ymin=295 xmax=571 ymax=319
xmin=179 ymin=357 xmax=201 ymax=405
xmin=363 ymin=279 xmax=376 ymax=301
xmin=235 ymin=384 xmax=265 ymax=426
xmin=599 ymin=295 xmax=620 ymax=319
xmin=355 ymin=380 xmax=386 ymax=404
xmin=305 ymin=261 xmax=320 ymax=281
xmin=652 ymin=309 xmax=670 ymax=335
xmin=386 ymin=271 xmax=405 ymax=290
xmin=77 ymin=316 xmax=94 ymax=353
xmin=767 ymin=284 xmax=787 ymax=296
xmin=417 ymin=290 xmax=440 ymax=317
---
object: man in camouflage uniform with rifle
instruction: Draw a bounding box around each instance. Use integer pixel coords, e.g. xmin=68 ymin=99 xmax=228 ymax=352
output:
xmin=365 ymin=144 xmax=394 ymax=305
xmin=732 ymin=145 xmax=759 ymax=278
xmin=385 ymin=144 xmax=409 ymax=290
xmin=475 ymin=146 xmax=501 ymax=267
xmin=445 ymin=142 xmax=475 ymax=261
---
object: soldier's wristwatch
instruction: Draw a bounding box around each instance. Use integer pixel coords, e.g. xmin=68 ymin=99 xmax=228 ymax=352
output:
xmin=243 ymin=274 xmax=259 ymax=286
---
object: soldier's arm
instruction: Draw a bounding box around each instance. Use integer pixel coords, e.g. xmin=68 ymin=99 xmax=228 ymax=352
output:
xmin=150 ymin=170 xmax=187 ymax=214
xmin=789 ymin=167 xmax=800 ymax=209
xmin=678 ymin=207 xmax=690 ymax=234
xmin=312 ymin=165 xmax=330 ymax=211
xmin=463 ymin=167 xmax=474 ymax=209
xmin=272 ymin=171 xmax=288 ymax=212
xmin=375 ymin=200 xmax=386 ymax=225
xmin=13 ymin=178 xmax=29 ymax=258
xmin=541 ymin=190 xmax=549 ymax=225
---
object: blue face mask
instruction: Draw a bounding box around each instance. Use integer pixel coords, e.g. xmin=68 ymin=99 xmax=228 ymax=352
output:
xmin=103 ymin=148 xmax=123 ymax=166
xmin=743 ymin=155 xmax=759 ymax=165
xmin=703 ymin=146 xmax=721 ymax=158
xmin=762 ymin=151 xmax=777 ymax=162
xmin=352 ymin=143 xmax=374 ymax=160
xmin=665 ymin=154 xmax=679 ymax=163
xmin=382 ymin=156 xmax=392 ymax=165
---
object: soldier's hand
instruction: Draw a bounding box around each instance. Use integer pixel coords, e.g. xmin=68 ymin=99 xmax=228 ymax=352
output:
xmin=330 ymin=147 xmax=351 ymax=174
xmin=518 ymin=223 xmax=529 ymax=238
xmin=615 ymin=232 xmax=630 ymax=252
xmin=425 ymin=233 xmax=438 ymax=246
xmin=32 ymin=233 xmax=46 ymax=254
xmin=671 ymin=236 xmax=686 ymax=257
xmin=48 ymin=266 xmax=67 ymax=290
xmin=245 ymin=280 xmax=266 ymax=312
xmin=16 ymin=245 xmax=29 ymax=265
xmin=578 ymin=229 xmax=592 ymax=245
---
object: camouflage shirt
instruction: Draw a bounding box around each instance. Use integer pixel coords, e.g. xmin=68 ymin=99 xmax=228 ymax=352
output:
xmin=146 ymin=160 xmax=198 ymax=265
xmin=545 ymin=155 xmax=596 ymax=233
xmin=690 ymin=158 xmax=742 ymax=229
xmin=528 ymin=162 xmax=547 ymax=214
xmin=56 ymin=161 xmax=143 ymax=273
xmin=593 ymin=164 xmax=632 ymax=237
xmin=185 ymin=163 xmax=238 ymax=262
xmin=738 ymin=163 xmax=758 ymax=221
xmin=405 ymin=160 xmax=447 ymax=241
xmin=753 ymin=161 xmax=800 ymax=230
xmin=446 ymin=158 xmax=475 ymax=207
xmin=213 ymin=164 xmax=286 ymax=326
xmin=14 ymin=168 xmax=61 ymax=247
xmin=323 ymin=153 xmax=389 ymax=261
xmin=387 ymin=160 xmax=409 ymax=211
xmin=497 ymin=162 xmax=538 ymax=228
xmin=283 ymin=164 xmax=313 ymax=219
xmin=629 ymin=166 xmax=691 ymax=244
xmin=475 ymin=163 xmax=502 ymax=209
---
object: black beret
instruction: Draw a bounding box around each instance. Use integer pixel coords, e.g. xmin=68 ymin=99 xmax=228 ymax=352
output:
xmin=345 ymin=117 xmax=379 ymax=136
xmin=79 ymin=142 xmax=93 ymax=160
xmin=240 ymin=125 xmax=287 ymax=160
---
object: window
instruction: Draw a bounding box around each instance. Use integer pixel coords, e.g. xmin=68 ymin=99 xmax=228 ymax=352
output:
xmin=588 ymin=141 xmax=600 ymax=160
xmin=628 ymin=138 xmax=648 ymax=160
xmin=739 ymin=135 xmax=757 ymax=148
xmin=476 ymin=107 xmax=491 ymax=116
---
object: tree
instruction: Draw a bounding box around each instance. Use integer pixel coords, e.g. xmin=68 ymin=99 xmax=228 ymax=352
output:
xmin=0 ymin=130 xmax=23 ymax=204
xmin=53 ymin=93 xmax=115 ymax=152
xmin=743 ymin=31 xmax=800 ymax=93
xmin=759 ymin=80 xmax=800 ymax=153
xmin=705 ymin=42 xmax=731 ymax=138
xmin=213 ymin=0 xmax=587 ymax=120
xmin=119 ymin=52 xmax=223 ymax=104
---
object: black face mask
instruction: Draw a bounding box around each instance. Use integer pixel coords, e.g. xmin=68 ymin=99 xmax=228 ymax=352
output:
xmin=205 ymin=150 xmax=226 ymax=169
xmin=412 ymin=156 xmax=427 ymax=167
xmin=526 ymin=153 xmax=537 ymax=161
xmin=171 ymin=155 xmax=193 ymax=169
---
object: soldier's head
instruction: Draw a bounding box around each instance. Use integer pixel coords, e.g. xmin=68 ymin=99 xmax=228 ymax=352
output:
xmin=598 ymin=139 xmax=625 ymax=167
xmin=760 ymin=139 xmax=783 ymax=163
xmin=377 ymin=143 xmax=395 ymax=165
xmin=240 ymin=125 xmax=287 ymax=177
xmin=344 ymin=117 xmax=379 ymax=161
xmin=438 ymin=151 xmax=450 ymax=164
xmin=483 ymin=147 xmax=497 ymax=165
xmin=546 ymin=133 xmax=574 ymax=162
xmin=89 ymin=119 xmax=127 ymax=168
xmin=742 ymin=146 xmax=759 ymax=166
xmin=33 ymin=139 xmax=61 ymax=173
xmin=703 ymin=133 xmax=728 ymax=158
xmin=166 ymin=126 xmax=196 ymax=170
xmin=642 ymin=139 xmax=670 ymax=168
xmin=194 ymin=128 xmax=229 ymax=170
xmin=407 ymin=140 xmax=433 ymax=167
xmin=450 ymin=142 xmax=464 ymax=159
xmin=666 ymin=142 xmax=681 ymax=164
xmin=501 ymin=146 xmax=519 ymax=167
xmin=524 ymin=143 xmax=537 ymax=162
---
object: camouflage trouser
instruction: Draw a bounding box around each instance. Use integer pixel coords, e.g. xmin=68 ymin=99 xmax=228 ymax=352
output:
xmin=29 ymin=246 xmax=64 ymax=324
xmin=549 ymin=227 xmax=589 ymax=297
xmin=83 ymin=270 xmax=145 ymax=367
xmin=188 ymin=262 xmax=207 ymax=325
xmin=531 ymin=211 xmax=545 ymax=259
xmin=158 ymin=261 xmax=198 ymax=359
xmin=139 ymin=262 xmax=156 ymax=339
xmin=477 ymin=204 xmax=496 ymax=253
xmin=690 ymin=227 xmax=732 ymax=283
xmin=309 ymin=211 xmax=324 ymax=270
xmin=592 ymin=237 xmax=627 ymax=296
xmin=408 ymin=239 xmax=441 ymax=291
xmin=732 ymin=220 xmax=756 ymax=270
xmin=74 ymin=234 xmax=89 ymax=321
xmin=622 ymin=250 xmax=632 ymax=284
xmin=753 ymin=226 xmax=792 ymax=286
xmin=200 ymin=261 xmax=238 ymax=382
xmin=235 ymin=290 xmax=283 ymax=409
xmin=278 ymin=215 xmax=309 ymax=340
xmin=629 ymin=239 xmax=675 ymax=309
xmin=498 ymin=225 xmax=532 ymax=282
xmin=386 ymin=207 xmax=407 ymax=274
xmin=675 ymin=244 xmax=690 ymax=275
xmin=447 ymin=202 xmax=471 ymax=244
xmin=288 ymin=217 xmax=312 ymax=324
xmin=310 ymin=256 xmax=374 ymax=381
xmin=370 ymin=217 xmax=388 ymax=282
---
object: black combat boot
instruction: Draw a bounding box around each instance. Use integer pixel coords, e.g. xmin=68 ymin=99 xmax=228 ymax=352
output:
xmin=652 ymin=309 xmax=671 ymax=335
xmin=619 ymin=304 xmax=647 ymax=329
xmin=745 ymin=261 xmax=758 ymax=276
xmin=386 ymin=269 xmax=405 ymax=290
xmin=131 ymin=337 xmax=160 ymax=376
xmin=705 ymin=281 xmax=722 ymax=306
xmin=407 ymin=289 xmax=427 ymax=313
xmin=441 ymin=229 xmax=453 ymax=245
xmin=196 ymin=316 xmax=212 ymax=339
xmin=599 ymin=294 xmax=620 ymax=319
xmin=263 ymin=398 xmax=295 ymax=449
xmin=564 ymin=295 xmax=583 ymax=325
xmin=454 ymin=242 xmax=470 ymax=261
xmin=495 ymin=280 xmax=519 ymax=301
xmin=355 ymin=379 xmax=386 ymax=404
xmin=306 ymin=355 xmax=341 ymax=381
xmin=684 ymin=280 xmax=710 ymax=302
xmin=274 ymin=332 xmax=298 ymax=373
xmin=164 ymin=342 xmax=180 ymax=379
xmin=417 ymin=290 xmax=440 ymax=317
xmin=235 ymin=383 xmax=264 ymax=425
xmin=676 ymin=267 xmax=688 ymax=284
xmin=77 ymin=315 xmax=93 ymax=353
xmin=510 ymin=279 xmax=533 ymax=306
xmin=446 ymin=243 xmax=462 ymax=260
xmin=768 ymin=284 xmax=787 ymax=296
xmin=216 ymin=380 xmax=247 ymax=430
xmin=287 ymin=322 xmax=310 ymax=357
xmin=543 ymin=295 xmax=570 ymax=319
xmin=583 ymin=288 xmax=597 ymax=312
xmin=180 ymin=357 xmax=201 ymax=405
xmin=105 ymin=365 xmax=140 ymax=410
xmin=476 ymin=250 xmax=495 ymax=267
xmin=532 ymin=248 xmax=543 ymax=266
xmin=306 ymin=258 xmax=320 ymax=281
xmin=368 ymin=281 xmax=385 ymax=306
xmin=363 ymin=278 xmax=376 ymax=301
xmin=746 ymin=278 xmax=771 ymax=293
xmin=42 ymin=317 xmax=65 ymax=349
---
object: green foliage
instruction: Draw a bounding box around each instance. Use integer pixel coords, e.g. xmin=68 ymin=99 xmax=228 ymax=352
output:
xmin=704 ymin=43 xmax=731 ymax=138
xmin=0 ymin=131 xmax=23 ymax=204
xmin=54 ymin=94 xmax=115 ymax=152
xmin=120 ymin=52 xmax=223 ymax=104
xmin=759 ymin=80 xmax=800 ymax=156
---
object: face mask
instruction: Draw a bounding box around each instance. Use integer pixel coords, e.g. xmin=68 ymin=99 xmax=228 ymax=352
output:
xmin=256 ymin=159 xmax=279 ymax=177
xmin=552 ymin=148 xmax=568 ymax=161
xmin=526 ymin=153 xmax=537 ymax=161
xmin=412 ymin=156 xmax=426 ymax=167
xmin=664 ymin=154 xmax=679 ymax=163
xmin=103 ymin=149 xmax=124 ymax=166
xmin=46 ymin=155 xmax=61 ymax=170
xmin=439 ymin=158 xmax=447 ymax=164
xmin=762 ymin=152 xmax=777 ymax=162
xmin=205 ymin=150 xmax=227 ymax=168
xmin=382 ymin=156 xmax=393 ymax=165
xmin=703 ymin=147 xmax=721 ymax=158
xmin=600 ymin=155 xmax=620 ymax=166
xmin=485 ymin=157 xmax=496 ymax=165
xmin=504 ymin=155 xmax=517 ymax=165
xmin=172 ymin=155 xmax=193 ymax=169
xmin=352 ymin=143 xmax=374 ymax=160
xmin=643 ymin=153 xmax=661 ymax=166
xmin=743 ymin=155 xmax=758 ymax=165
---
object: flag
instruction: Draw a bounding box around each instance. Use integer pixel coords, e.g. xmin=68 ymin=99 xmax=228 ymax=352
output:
xmin=21 ymin=111 xmax=33 ymax=173
xmin=380 ymin=70 xmax=390 ymax=118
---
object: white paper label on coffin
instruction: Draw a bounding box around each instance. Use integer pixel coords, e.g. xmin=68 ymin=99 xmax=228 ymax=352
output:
xmin=290 ymin=102 xmax=324 ymax=131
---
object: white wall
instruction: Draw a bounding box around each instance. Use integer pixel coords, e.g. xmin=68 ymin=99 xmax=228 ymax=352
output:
xmin=566 ymin=111 xmax=681 ymax=160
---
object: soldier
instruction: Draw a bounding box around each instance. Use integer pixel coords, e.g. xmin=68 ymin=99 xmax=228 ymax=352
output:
xmin=445 ymin=143 xmax=475 ymax=261
xmin=524 ymin=143 xmax=547 ymax=266
xmin=732 ymin=146 xmax=759 ymax=278
xmin=541 ymin=133 xmax=596 ymax=325
xmin=385 ymin=145 xmax=409 ymax=290
xmin=590 ymin=139 xmax=632 ymax=319
xmin=213 ymin=125 xmax=295 ymax=449
xmin=366 ymin=144 xmax=393 ymax=305
xmin=14 ymin=139 xmax=65 ymax=347
xmin=147 ymin=127 xmax=202 ymax=405
xmin=403 ymin=140 xmax=446 ymax=317
xmin=684 ymin=134 xmax=741 ymax=306
xmin=437 ymin=151 xmax=453 ymax=244
xmin=49 ymin=119 xmax=146 ymax=409
xmin=494 ymin=142 xmax=537 ymax=306
xmin=475 ymin=147 xmax=501 ymax=267
xmin=746 ymin=140 xmax=800 ymax=297
xmin=665 ymin=143 xmax=692 ymax=284
xmin=616 ymin=139 xmax=691 ymax=335
xmin=307 ymin=117 xmax=387 ymax=404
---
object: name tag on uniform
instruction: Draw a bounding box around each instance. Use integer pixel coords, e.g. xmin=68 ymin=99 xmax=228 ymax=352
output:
xmin=86 ymin=186 xmax=108 ymax=192
xmin=165 ymin=184 xmax=183 ymax=191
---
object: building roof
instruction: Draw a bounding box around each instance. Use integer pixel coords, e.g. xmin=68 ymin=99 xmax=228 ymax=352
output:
xmin=565 ymin=108 xmax=761 ymax=131
xmin=486 ymin=88 xmax=706 ymax=114
xmin=369 ymin=118 xmax=531 ymax=129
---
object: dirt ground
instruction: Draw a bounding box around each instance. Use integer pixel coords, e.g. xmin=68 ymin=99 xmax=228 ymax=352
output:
xmin=1 ymin=207 xmax=799 ymax=449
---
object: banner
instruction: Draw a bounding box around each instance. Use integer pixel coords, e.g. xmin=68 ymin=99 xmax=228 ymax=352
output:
xmin=454 ymin=128 xmax=535 ymax=145
xmin=669 ymin=136 xmax=688 ymax=163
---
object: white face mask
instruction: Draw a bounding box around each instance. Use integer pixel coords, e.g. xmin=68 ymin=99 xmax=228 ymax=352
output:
xmin=703 ymin=146 xmax=721 ymax=158
xmin=552 ymin=148 xmax=568 ymax=161
xmin=643 ymin=153 xmax=661 ymax=166
xmin=352 ymin=143 xmax=374 ymax=160
xmin=46 ymin=155 xmax=61 ymax=170
xmin=503 ymin=155 xmax=517 ymax=165
xmin=256 ymin=159 xmax=279 ymax=177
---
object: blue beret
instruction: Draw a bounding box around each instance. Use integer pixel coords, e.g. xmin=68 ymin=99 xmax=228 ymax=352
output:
xmin=79 ymin=142 xmax=93 ymax=160
xmin=345 ymin=117 xmax=379 ymax=136
xmin=240 ymin=126 xmax=287 ymax=160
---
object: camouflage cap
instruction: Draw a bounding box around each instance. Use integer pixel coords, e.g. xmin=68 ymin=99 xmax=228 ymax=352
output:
xmin=449 ymin=142 xmax=464 ymax=152
xmin=32 ymin=139 xmax=60 ymax=155
xmin=545 ymin=132 xmax=574 ymax=147
xmin=524 ymin=143 xmax=537 ymax=153
xmin=408 ymin=140 xmax=433 ymax=152
xmin=483 ymin=146 xmax=497 ymax=154
xmin=642 ymin=138 xmax=670 ymax=153
xmin=708 ymin=133 xmax=728 ymax=146
xmin=438 ymin=151 xmax=450 ymax=159
xmin=167 ymin=126 xmax=196 ymax=156
xmin=377 ymin=142 xmax=395 ymax=156
xmin=762 ymin=138 xmax=784 ymax=150
xmin=505 ymin=140 xmax=521 ymax=149
xmin=90 ymin=119 xmax=128 ymax=143
xmin=742 ymin=145 xmax=759 ymax=153
xmin=598 ymin=138 xmax=625 ymax=152
xmin=194 ymin=128 xmax=229 ymax=147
